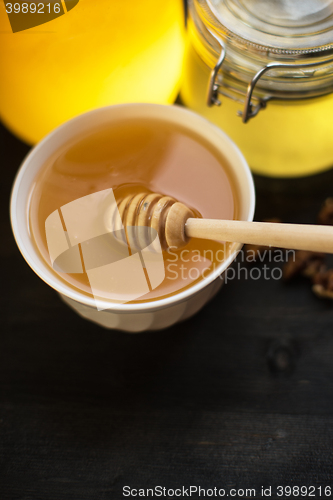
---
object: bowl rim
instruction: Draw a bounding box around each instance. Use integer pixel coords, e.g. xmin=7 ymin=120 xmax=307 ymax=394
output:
xmin=10 ymin=102 xmax=255 ymax=313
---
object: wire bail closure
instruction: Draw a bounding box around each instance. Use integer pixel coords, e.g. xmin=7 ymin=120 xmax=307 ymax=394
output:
xmin=206 ymin=28 xmax=333 ymax=123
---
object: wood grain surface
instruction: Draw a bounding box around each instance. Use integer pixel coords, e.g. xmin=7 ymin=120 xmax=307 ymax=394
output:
xmin=1 ymin=122 xmax=333 ymax=499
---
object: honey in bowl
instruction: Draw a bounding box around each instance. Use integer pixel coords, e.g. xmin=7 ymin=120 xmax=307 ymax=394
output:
xmin=29 ymin=115 xmax=238 ymax=305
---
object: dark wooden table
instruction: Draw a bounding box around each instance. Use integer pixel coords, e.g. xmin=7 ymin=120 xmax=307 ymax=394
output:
xmin=1 ymin=121 xmax=333 ymax=499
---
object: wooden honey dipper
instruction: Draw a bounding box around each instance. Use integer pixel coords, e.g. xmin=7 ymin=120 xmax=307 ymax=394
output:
xmin=111 ymin=192 xmax=333 ymax=253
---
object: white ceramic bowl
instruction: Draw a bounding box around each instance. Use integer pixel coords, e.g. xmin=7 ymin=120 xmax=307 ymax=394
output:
xmin=10 ymin=103 xmax=255 ymax=332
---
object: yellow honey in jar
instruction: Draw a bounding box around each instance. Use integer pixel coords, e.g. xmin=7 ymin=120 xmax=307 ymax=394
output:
xmin=181 ymin=42 xmax=333 ymax=177
xmin=181 ymin=0 xmax=333 ymax=178
xmin=0 ymin=0 xmax=185 ymax=144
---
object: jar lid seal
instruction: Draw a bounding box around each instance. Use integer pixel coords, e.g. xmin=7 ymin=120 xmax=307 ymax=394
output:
xmin=204 ymin=0 xmax=333 ymax=54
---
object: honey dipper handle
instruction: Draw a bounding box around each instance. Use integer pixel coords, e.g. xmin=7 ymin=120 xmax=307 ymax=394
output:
xmin=185 ymin=218 xmax=333 ymax=253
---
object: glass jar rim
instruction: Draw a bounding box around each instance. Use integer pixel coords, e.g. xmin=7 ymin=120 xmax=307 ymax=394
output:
xmin=197 ymin=0 xmax=333 ymax=56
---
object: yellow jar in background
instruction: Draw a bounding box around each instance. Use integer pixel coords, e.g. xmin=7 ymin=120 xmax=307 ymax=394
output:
xmin=0 ymin=0 xmax=185 ymax=144
xmin=181 ymin=0 xmax=333 ymax=177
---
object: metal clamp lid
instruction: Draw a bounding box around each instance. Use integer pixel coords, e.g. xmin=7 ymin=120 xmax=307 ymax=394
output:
xmin=206 ymin=29 xmax=333 ymax=123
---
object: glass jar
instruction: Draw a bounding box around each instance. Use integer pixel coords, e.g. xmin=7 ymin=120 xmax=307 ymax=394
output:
xmin=0 ymin=0 xmax=185 ymax=144
xmin=180 ymin=0 xmax=333 ymax=177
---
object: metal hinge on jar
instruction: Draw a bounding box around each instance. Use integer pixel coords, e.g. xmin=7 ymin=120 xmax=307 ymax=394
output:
xmin=206 ymin=29 xmax=333 ymax=124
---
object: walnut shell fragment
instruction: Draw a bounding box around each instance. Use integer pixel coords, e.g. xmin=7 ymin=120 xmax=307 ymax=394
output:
xmin=282 ymin=250 xmax=325 ymax=281
xmin=317 ymin=197 xmax=333 ymax=226
xmin=312 ymin=268 xmax=333 ymax=300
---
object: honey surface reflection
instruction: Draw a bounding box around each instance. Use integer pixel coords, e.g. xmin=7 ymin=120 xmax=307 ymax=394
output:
xmin=29 ymin=117 xmax=237 ymax=303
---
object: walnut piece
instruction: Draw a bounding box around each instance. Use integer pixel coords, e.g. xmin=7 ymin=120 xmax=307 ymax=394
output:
xmin=312 ymin=268 xmax=333 ymax=300
xmin=317 ymin=198 xmax=333 ymax=225
xmin=282 ymin=250 xmax=325 ymax=281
